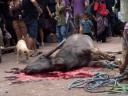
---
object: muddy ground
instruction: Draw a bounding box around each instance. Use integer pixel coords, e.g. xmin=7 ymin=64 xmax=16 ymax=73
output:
xmin=0 ymin=36 xmax=127 ymax=96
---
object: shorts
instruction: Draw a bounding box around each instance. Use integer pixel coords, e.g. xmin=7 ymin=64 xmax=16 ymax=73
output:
xmin=74 ymin=14 xmax=83 ymax=28
xmin=38 ymin=3 xmax=45 ymax=29
xmin=13 ymin=20 xmax=27 ymax=30
xmin=25 ymin=19 xmax=38 ymax=39
xmin=13 ymin=20 xmax=27 ymax=39
xmin=38 ymin=17 xmax=45 ymax=29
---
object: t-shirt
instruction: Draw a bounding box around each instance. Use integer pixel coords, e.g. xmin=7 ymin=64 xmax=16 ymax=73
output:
xmin=105 ymin=0 xmax=115 ymax=12
xmin=22 ymin=0 xmax=38 ymax=20
xmin=45 ymin=0 xmax=56 ymax=13
xmin=11 ymin=2 xmax=23 ymax=20
xmin=37 ymin=0 xmax=45 ymax=10
xmin=72 ymin=0 xmax=88 ymax=15
xmin=63 ymin=0 xmax=70 ymax=7
xmin=85 ymin=4 xmax=92 ymax=15
xmin=80 ymin=19 xmax=93 ymax=33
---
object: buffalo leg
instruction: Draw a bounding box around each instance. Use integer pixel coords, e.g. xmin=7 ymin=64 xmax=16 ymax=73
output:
xmin=82 ymin=48 xmax=115 ymax=61
xmin=91 ymin=48 xmax=115 ymax=61
xmin=89 ymin=60 xmax=120 ymax=69
xmin=88 ymin=61 xmax=106 ymax=67
xmin=106 ymin=51 xmax=122 ymax=55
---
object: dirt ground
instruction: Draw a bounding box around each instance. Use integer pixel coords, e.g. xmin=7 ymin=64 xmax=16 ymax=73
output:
xmin=0 ymin=36 xmax=127 ymax=96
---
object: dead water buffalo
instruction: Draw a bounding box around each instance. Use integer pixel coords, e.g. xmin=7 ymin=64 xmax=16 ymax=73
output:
xmin=24 ymin=34 xmax=115 ymax=75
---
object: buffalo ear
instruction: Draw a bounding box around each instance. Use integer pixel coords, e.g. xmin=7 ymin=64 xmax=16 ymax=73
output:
xmin=56 ymin=58 xmax=64 ymax=65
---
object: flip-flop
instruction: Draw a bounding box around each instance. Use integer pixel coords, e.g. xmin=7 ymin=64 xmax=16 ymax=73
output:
xmin=30 ymin=52 xmax=42 ymax=57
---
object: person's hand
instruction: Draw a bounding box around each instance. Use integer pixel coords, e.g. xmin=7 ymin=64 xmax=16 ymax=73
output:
xmin=92 ymin=15 xmax=96 ymax=21
xmin=51 ymin=13 xmax=55 ymax=17
xmin=38 ymin=8 xmax=43 ymax=15
xmin=119 ymin=64 xmax=127 ymax=74
xmin=49 ymin=12 xmax=51 ymax=16
xmin=3 ymin=27 xmax=8 ymax=32
xmin=107 ymin=9 xmax=109 ymax=13
xmin=66 ymin=8 xmax=72 ymax=12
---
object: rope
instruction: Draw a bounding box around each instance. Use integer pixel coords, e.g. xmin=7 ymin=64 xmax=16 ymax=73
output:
xmin=68 ymin=72 xmax=128 ymax=93
xmin=103 ymin=60 xmax=119 ymax=70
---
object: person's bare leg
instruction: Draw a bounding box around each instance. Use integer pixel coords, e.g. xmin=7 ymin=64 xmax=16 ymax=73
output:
xmin=39 ymin=28 xmax=44 ymax=46
xmin=15 ymin=28 xmax=22 ymax=40
xmin=33 ymin=38 xmax=37 ymax=53
xmin=28 ymin=37 xmax=34 ymax=50
xmin=13 ymin=20 xmax=22 ymax=41
xmin=28 ymin=37 xmax=40 ymax=57
xmin=20 ymin=21 xmax=28 ymax=47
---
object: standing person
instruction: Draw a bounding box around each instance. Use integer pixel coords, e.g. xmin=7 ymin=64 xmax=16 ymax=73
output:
xmin=55 ymin=0 xmax=67 ymax=43
xmin=105 ymin=0 xmax=115 ymax=36
xmin=46 ymin=0 xmax=56 ymax=18
xmin=0 ymin=0 xmax=17 ymax=46
xmin=0 ymin=0 xmax=10 ymax=20
xmin=9 ymin=0 xmax=28 ymax=43
xmin=94 ymin=0 xmax=108 ymax=43
xmin=37 ymin=0 xmax=45 ymax=47
xmin=96 ymin=14 xmax=108 ymax=43
xmin=22 ymin=0 xmax=43 ymax=56
xmin=63 ymin=0 xmax=75 ymax=37
xmin=71 ymin=0 xmax=88 ymax=33
xmin=85 ymin=0 xmax=97 ymax=39
xmin=79 ymin=13 xmax=93 ymax=39
xmin=46 ymin=0 xmax=56 ymax=33
xmin=115 ymin=0 xmax=121 ymax=20
xmin=63 ymin=0 xmax=71 ymax=23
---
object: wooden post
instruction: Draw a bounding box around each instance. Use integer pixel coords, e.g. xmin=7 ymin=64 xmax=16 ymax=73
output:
xmin=121 ymin=0 xmax=128 ymax=21
xmin=121 ymin=0 xmax=128 ymax=63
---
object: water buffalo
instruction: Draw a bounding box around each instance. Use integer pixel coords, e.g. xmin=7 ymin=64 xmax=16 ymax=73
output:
xmin=24 ymin=34 xmax=116 ymax=75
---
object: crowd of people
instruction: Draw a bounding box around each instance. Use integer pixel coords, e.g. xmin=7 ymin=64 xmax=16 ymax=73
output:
xmin=0 ymin=0 xmax=121 ymax=56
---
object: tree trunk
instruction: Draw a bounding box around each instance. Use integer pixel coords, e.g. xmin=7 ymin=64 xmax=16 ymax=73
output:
xmin=121 ymin=0 xmax=128 ymax=21
xmin=121 ymin=0 xmax=128 ymax=64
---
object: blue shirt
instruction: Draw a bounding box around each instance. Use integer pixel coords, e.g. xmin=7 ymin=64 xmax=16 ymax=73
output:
xmin=80 ymin=19 xmax=93 ymax=33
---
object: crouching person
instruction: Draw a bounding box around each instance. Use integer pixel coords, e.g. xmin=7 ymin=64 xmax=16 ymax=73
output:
xmin=55 ymin=0 xmax=67 ymax=43
xmin=119 ymin=23 xmax=128 ymax=74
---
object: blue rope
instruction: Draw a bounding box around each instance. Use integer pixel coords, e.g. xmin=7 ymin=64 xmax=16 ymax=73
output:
xmin=68 ymin=72 xmax=128 ymax=93
xmin=103 ymin=60 xmax=119 ymax=70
